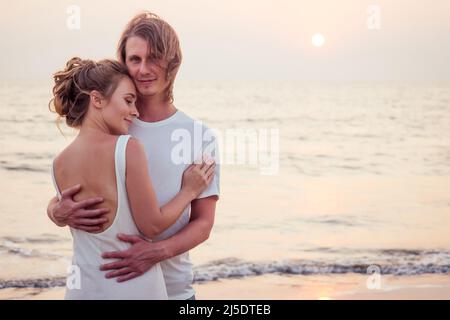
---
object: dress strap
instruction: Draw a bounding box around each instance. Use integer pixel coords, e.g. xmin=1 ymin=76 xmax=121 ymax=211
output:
xmin=114 ymin=135 xmax=131 ymax=189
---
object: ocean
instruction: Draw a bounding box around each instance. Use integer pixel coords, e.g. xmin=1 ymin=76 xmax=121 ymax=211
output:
xmin=0 ymin=80 xmax=449 ymax=292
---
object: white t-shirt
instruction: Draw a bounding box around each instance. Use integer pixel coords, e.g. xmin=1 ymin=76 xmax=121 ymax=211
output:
xmin=128 ymin=110 xmax=220 ymax=300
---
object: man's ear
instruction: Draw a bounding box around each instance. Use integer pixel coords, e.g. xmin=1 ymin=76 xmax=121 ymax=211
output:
xmin=90 ymin=90 xmax=105 ymax=109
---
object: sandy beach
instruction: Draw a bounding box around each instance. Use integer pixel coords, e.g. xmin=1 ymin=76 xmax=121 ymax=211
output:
xmin=1 ymin=274 xmax=449 ymax=300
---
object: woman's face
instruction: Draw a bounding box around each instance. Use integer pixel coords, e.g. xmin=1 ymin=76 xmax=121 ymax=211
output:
xmin=102 ymin=77 xmax=139 ymax=135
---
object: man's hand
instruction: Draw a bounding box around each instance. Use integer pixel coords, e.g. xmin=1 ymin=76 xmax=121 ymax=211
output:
xmin=49 ymin=184 xmax=110 ymax=232
xmin=100 ymin=234 xmax=170 ymax=282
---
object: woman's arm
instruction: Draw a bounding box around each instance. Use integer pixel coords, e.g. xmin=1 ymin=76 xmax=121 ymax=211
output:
xmin=125 ymin=138 xmax=214 ymax=239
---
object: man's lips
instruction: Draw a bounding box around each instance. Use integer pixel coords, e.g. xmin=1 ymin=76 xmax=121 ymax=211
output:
xmin=137 ymin=79 xmax=156 ymax=84
xmin=124 ymin=118 xmax=133 ymax=125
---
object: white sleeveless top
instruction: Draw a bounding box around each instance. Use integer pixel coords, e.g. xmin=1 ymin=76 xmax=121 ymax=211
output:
xmin=51 ymin=135 xmax=168 ymax=300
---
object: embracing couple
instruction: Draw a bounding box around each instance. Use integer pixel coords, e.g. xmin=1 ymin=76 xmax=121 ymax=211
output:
xmin=47 ymin=12 xmax=220 ymax=300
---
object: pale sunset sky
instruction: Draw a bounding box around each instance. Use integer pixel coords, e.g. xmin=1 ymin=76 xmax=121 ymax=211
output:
xmin=1 ymin=0 xmax=449 ymax=81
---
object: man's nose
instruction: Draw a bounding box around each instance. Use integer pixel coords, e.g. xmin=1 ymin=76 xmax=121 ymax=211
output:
xmin=139 ymin=61 xmax=151 ymax=75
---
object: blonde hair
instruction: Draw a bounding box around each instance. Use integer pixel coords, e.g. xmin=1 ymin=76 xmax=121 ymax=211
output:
xmin=117 ymin=11 xmax=182 ymax=103
xmin=49 ymin=57 xmax=130 ymax=128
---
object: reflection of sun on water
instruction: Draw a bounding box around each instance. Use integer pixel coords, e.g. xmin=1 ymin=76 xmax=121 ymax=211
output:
xmin=312 ymin=33 xmax=325 ymax=47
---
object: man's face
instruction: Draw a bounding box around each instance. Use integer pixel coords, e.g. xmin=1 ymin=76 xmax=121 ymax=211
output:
xmin=125 ymin=36 xmax=169 ymax=99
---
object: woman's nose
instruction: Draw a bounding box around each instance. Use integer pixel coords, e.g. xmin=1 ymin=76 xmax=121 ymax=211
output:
xmin=132 ymin=106 xmax=139 ymax=118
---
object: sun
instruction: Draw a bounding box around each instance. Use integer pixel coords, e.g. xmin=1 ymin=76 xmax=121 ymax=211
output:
xmin=312 ymin=33 xmax=325 ymax=47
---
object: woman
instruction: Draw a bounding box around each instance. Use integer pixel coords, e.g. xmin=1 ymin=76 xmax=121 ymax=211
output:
xmin=49 ymin=57 xmax=215 ymax=299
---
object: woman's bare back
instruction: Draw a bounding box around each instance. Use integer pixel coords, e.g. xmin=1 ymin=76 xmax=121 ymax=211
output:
xmin=53 ymin=135 xmax=119 ymax=233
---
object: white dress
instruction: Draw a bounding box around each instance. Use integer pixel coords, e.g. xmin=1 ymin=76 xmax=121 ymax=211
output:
xmin=51 ymin=135 xmax=168 ymax=300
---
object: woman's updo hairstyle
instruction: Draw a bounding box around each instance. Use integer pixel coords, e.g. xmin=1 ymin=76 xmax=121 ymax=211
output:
xmin=49 ymin=57 xmax=130 ymax=128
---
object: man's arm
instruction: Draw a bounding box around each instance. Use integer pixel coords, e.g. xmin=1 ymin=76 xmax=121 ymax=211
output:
xmin=164 ymin=195 xmax=217 ymax=257
xmin=47 ymin=196 xmax=66 ymax=227
xmin=100 ymin=196 xmax=217 ymax=282
xmin=47 ymin=184 xmax=110 ymax=232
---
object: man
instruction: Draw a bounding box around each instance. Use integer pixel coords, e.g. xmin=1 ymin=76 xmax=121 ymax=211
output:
xmin=47 ymin=11 xmax=220 ymax=300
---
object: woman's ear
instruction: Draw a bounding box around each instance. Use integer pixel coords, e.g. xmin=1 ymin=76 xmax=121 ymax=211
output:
xmin=90 ymin=90 xmax=104 ymax=109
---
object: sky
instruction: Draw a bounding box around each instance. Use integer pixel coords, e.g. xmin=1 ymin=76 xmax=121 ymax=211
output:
xmin=1 ymin=0 xmax=450 ymax=81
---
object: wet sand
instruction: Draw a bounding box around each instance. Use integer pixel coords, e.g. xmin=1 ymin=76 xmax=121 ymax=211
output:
xmin=1 ymin=274 xmax=449 ymax=300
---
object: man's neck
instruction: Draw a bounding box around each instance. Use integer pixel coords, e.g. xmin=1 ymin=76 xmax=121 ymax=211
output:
xmin=137 ymin=94 xmax=177 ymax=122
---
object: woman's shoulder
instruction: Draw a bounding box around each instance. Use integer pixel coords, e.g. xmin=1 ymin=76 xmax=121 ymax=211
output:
xmin=54 ymin=135 xmax=119 ymax=166
xmin=126 ymin=137 xmax=146 ymax=157
xmin=53 ymin=140 xmax=78 ymax=169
